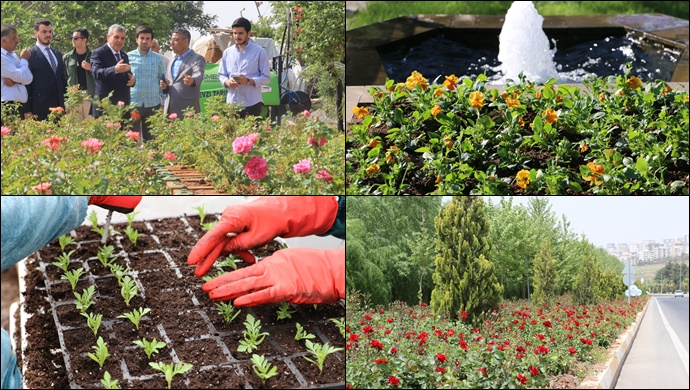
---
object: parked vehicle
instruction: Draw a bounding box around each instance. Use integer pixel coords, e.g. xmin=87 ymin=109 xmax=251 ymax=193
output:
xmin=674 ymin=290 xmax=684 ymax=298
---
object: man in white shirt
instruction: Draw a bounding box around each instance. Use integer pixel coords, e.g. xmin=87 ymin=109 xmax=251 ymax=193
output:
xmin=1 ymin=24 xmax=32 ymax=125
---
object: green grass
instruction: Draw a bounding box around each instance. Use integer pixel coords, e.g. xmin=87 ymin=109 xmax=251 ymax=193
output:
xmin=347 ymin=1 xmax=689 ymax=30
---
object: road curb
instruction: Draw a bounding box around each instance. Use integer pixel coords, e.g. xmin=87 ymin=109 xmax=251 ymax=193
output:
xmin=577 ymin=297 xmax=652 ymax=389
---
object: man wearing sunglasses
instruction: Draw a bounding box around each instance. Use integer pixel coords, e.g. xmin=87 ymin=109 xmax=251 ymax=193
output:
xmin=63 ymin=28 xmax=95 ymax=120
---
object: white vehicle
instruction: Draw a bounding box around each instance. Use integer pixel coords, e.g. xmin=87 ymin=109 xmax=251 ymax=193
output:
xmin=674 ymin=290 xmax=684 ymax=298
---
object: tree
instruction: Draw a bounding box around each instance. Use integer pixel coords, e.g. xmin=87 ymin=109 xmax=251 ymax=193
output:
xmin=431 ymin=197 xmax=503 ymax=323
xmin=532 ymin=240 xmax=559 ymax=307
xmin=573 ymin=250 xmax=602 ymax=306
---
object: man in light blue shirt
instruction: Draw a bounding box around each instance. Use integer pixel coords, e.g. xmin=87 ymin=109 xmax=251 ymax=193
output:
xmin=127 ymin=25 xmax=166 ymax=142
xmin=1 ymin=24 xmax=33 ymax=125
xmin=217 ymin=17 xmax=270 ymax=118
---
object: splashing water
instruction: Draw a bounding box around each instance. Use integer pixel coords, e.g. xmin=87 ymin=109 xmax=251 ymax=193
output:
xmin=497 ymin=1 xmax=559 ymax=83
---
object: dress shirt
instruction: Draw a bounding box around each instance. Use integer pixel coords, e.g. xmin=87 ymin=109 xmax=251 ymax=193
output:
xmin=1 ymin=48 xmax=32 ymax=102
xmin=170 ymin=49 xmax=193 ymax=80
xmin=36 ymin=43 xmax=59 ymax=72
xmin=127 ymin=48 xmax=166 ymax=108
xmin=217 ymin=41 xmax=270 ymax=107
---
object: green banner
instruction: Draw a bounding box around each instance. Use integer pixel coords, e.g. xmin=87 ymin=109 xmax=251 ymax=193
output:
xmin=200 ymin=63 xmax=280 ymax=113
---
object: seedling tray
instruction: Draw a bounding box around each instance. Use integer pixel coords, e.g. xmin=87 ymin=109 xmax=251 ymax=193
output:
xmin=17 ymin=214 xmax=345 ymax=389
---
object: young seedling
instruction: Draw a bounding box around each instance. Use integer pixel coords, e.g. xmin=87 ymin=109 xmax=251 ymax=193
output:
xmin=120 ymin=276 xmax=138 ymax=307
xmin=251 ymin=354 xmax=278 ymax=385
xmin=215 ymin=301 xmax=241 ymax=324
xmin=149 ymin=361 xmax=193 ymax=389
xmin=81 ymin=312 xmax=103 ymax=336
xmin=74 ymin=285 xmax=96 ymax=313
xmin=303 ymin=340 xmax=344 ymax=374
xmin=87 ymin=336 xmax=110 ymax=368
xmin=201 ymin=220 xmax=217 ymax=231
xmin=108 ymin=263 xmax=130 ymax=286
xmin=125 ymin=210 xmax=140 ymax=227
xmin=215 ymin=255 xmax=238 ymax=270
xmin=133 ymin=337 xmax=166 ymax=360
xmin=97 ymin=245 xmax=116 ymax=268
xmin=88 ymin=210 xmax=103 ymax=236
xmin=123 ymin=225 xmax=143 ymax=246
xmin=238 ymin=314 xmax=269 ymax=354
xmin=52 ymin=250 xmax=75 ymax=272
xmin=295 ymin=322 xmax=315 ymax=341
xmin=330 ymin=317 xmax=345 ymax=339
xmin=61 ymin=267 xmax=85 ymax=290
xmin=202 ymin=269 xmax=227 ymax=283
xmin=58 ymin=234 xmax=75 ymax=251
xmin=101 ymin=371 xmax=120 ymax=389
xmin=117 ymin=307 xmax=150 ymax=330
xmin=276 ymin=301 xmax=296 ymax=320
xmin=192 ymin=204 xmax=207 ymax=225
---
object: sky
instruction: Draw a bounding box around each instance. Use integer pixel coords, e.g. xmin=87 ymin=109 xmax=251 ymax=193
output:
xmin=190 ymin=1 xmax=274 ymax=43
xmin=485 ymin=197 xmax=690 ymax=248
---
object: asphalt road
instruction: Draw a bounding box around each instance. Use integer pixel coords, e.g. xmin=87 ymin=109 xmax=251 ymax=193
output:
xmin=615 ymin=294 xmax=689 ymax=389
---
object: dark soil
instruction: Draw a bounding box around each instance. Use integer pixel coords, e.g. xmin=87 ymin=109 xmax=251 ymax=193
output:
xmin=19 ymin=214 xmax=345 ymax=389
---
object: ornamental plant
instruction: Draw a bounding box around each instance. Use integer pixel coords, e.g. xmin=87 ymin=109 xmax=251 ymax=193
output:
xmin=52 ymin=250 xmax=75 ymax=273
xmin=295 ymin=322 xmax=315 ymax=342
xmin=346 ymin=65 xmax=688 ymax=195
xmin=120 ymin=276 xmax=138 ymax=307
xmin=61 ymin=267 xmax=85 ymax=290
xmin=133 ymin=337 xmax=166 ymax=360
xmin=276 ymin=301 xmax=296 ymax=320
xmin=108 ymin=263 xmax=130 ymax=286
xmin=81 ymin=311 xmax=103 ymax=336
xmin=215 ymin=301 xmax=241 ymax=324
xmin=74 ymin=285 xmax=96 ymax=313
xmin=58 ymin=234 xmax=75 ymax=251
xmin=101 ymin=371 xmax=119 ymax=389
xmin=123 ymin=225 xmax=142 ymax=246
xmin=330 ymin=317 xmax=346 ymax=339
xmin=87 ymin=336 xmax=109 ymax=368
xmin=117 ymin=307 xmax=151 ymax=330
xmin=97 ymin=245 xmax=116 ymax=268
xmin=125 ymin=210 xmax=140 ymax=227
xmin=149 ymin=361 xmax=193 ymax=389
xmin=303 ymin=340 xmax=343 ymax=374
xmin=238 ymin=314 xmax=269 ymax=353
xmin=251 ymin=354 xmax=278 ymax=385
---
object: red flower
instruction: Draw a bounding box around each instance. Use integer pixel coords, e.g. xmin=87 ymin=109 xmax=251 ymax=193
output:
xmin=534 ymin=345 xmax=549 ymax=356
xmin=420 ymin=302 xmax=427 ymax=307
xmin=390 ymin=347 xmax=398 ymax=354
xmin=529 ymin=366 xmax=540 ymax=376
xmin=131 ymin=111 xmax=141 ymax=121
xmin=436 ymin=367 xmax=446 ymax=374
xmin=517 ymin=373 xmax=528 ymax=385
xmin=41 ymin=135 xmax=67 ymax=151
xmin=374 ymin=358 xmax=388 ymax=364
xmin=536 ymin=333 xmax=545 ymax=341
xmin=569 ymin=347 xmax=577 ymax=355
xmin=567 ymin=334 xmax=573 ymax=339
xmin=164 ymin=151 xmax=176 ymax=161
xmin=370 ymin=339 xmax=383 ymax=350
xmin=478 ymin=367 xmax=486 ymax=376
xmin=461 ymin=310 xmax=469 ymax=320
xmin=436 ymin=353 xmax=447 ymax=363
xmin=349 ymin=333 xmax=359 ymax=342
xmin=543 ymin=320 xmax=552 ymax=328
xmin=362 ymin=326 xmax=373 ymax=334
xmin=387 ymin=318 xmax=394 ymax=323
xmin=363 ymin=314 xmax=372 ymax=320
xmin=388 ymin=375 xmax=400 ymax=387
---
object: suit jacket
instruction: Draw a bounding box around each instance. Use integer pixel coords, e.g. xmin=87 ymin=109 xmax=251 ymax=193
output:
xmin=26 ymin=45 xmax=67 ymax=120
xmin=163 ymin=50 xmax=205 ymax=116
xmin=63 ymin=48 xmax=95 ymax=98
xmin=91 ymin=44 xmax=133 ymax=117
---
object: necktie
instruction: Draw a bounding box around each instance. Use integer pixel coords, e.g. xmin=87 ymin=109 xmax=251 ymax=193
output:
xmin=115 ymin=52 xmax=121 ymax=62
xmin=47 ymin=48 xmax=57 ymax=74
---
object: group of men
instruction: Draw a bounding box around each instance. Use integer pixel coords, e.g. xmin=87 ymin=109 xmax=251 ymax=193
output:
xmin=1 ymin=17 xmax=270 ymax=141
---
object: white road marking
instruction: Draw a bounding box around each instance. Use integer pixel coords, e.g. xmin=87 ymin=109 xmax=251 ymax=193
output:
xmin=655 ymin=297 xmax=689 ymax=376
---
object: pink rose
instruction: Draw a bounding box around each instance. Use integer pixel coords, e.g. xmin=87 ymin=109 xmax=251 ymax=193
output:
xmin=126 ymin=130 xmax=140 ymax=141
xmin=316 ymin=169 xmax=334 ymax=183
xmin=164 ymin=151 xmax=176 ymax=161
xmin=244 ymin=156 xmax=268 ymax=180
xmin=169 ymin=113 xmax=178 ymax=119
xmin=232 ymin=136 xmax=254 ymax=154
xmin=1 ymin=126 xmax=10 ymax=136
xmin=308 ymin=134 xmax=327 ymax=147
xmin=41 ymin=135 xmax=67 ymax=151
xmin=81 ymin=138 xmax=104 ymax=153
xmin=303 ymin=110 xmax=310 ymax=117
xmin=293 ymin=159 xmax=312 ymax=174
xmin=32 ymin=182 xmax=52 ymax=194
xmin=247 ymin=132 xmax=259 ymax=144
xmin=211 ymin=115 xmax=220 ymax=122
xmin=117 ymin=101 xmax=125 ymax=107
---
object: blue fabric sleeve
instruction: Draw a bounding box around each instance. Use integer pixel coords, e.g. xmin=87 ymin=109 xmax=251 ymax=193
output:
xmin=1 ymin=327 xmax=21 ymax=389
xmin=1 ymin=196 xmax=88 ymax=271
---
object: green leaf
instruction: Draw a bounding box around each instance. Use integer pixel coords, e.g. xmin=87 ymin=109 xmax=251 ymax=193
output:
xmin=635 ymin=157 xmax=649 ymax=175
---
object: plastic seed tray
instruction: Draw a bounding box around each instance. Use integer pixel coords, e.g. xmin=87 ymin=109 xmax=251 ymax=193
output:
xmin=17 ymin=214 xmax=345 ymax=389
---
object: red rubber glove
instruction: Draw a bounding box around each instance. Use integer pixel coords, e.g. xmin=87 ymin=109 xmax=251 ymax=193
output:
xmin=88 ymin=196 xmax=142 ymax=214
xmin=202 ymin=247 xmax=344 ymax=306
xmin=188 ymin=196 xmax=338 ymax=277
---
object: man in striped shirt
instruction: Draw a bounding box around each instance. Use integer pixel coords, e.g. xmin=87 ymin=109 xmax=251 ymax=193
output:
xmin=127 ymin=25 xmax=166 ymax=142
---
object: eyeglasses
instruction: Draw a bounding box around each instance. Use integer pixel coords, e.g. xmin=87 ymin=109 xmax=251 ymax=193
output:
xmin=71 ymin=36 xmax=84 ymax=40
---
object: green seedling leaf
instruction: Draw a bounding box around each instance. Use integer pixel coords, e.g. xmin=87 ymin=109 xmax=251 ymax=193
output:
xmin=133 ymin=337 xmax=166 ymax=360
xmin=276 ymin=301 xmax=296 ymax=320
xmin=81 ymin=311 xmax=103 ymax=336
xmin=251 ymin=354 xmax=278 ymax=385
xmin=149 ymin=361 xmax=193 ymax=389
xmin=87 ymin=336 xmax=109 ymax=368
xmin=117 ymin=307 xmax=150 ymax=330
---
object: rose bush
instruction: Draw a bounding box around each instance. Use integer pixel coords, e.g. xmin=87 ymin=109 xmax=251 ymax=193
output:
xmin=346 ymin=291 xmax=648 ymax=389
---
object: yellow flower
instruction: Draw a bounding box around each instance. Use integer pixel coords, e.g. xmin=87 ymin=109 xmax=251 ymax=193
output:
xmin=388 ymin=145 xmax=400 ymax=154
xmin=352 ymin=106 xmax=369 ymax=119
xmin=542 ymin=108 xmax=558 ymax=125
xmin=405 ymin=71 xmax=428 ymax=90
xmin=684 ymin=95 xmax=689 ymax=103
xmin=599 ymin=93 xmax=606 ymax=102
xmin=583 ymin=161 xmax=604 ymax=185
xmin=443 ymin=74 xmax=459 ymax=90
xmin=626 ymin=76 xmax=642 ymax=90
xmin=434 ymin=88 xmax=444 ymax=97
xmin=368 ymin=138 xmax=381 ymax=148
xmin=580 ymin=143 xmax=588 ymax=153
xmin=469 ymin=91 xmax=484 ymax=109
xmin=518 ymin=117 xmax=525 ymax=127
xmin=506 ymin=98 xmax=520 ymax=109
xmin=443 ymin=135 xmax=453 ymax=148
xmin=366 ymin=163 xmax=380 ymax=174
xmin=385 ymin=153 xmax=396 ymax=164
xmin=431 ymin=105 xmax=441 ymax=117
xmin=516 ymin=169 xmax=530 ymax=189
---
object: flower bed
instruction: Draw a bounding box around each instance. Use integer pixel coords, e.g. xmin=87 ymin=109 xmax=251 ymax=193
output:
xmin=17 ymin=213 xmax=345 ymax=388
xmin=2 ymin=91 xmax=344 ymax=194
xmin=345 ymin=292 xmax=648 ymax=389
xmin=346 ymin=68 xmax=689 ymax=195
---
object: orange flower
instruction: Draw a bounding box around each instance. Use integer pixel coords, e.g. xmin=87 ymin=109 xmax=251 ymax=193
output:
xmin=435 ymin=176 xmax=443 ymax=184
xmin=469 ymin=91 xmax=484 ymax=109
xmin=352 ymin=106 xmax=369 ymax=119
xmin=431 ymin=105 xmax=441 ymax=117
xmin=506 ymin=98 xmax=520 ymax=109
xmin=684 ymin=95 xmax=688 ymax=103
xmin=535 ymin=91 xmax=542 ymax=99
xmin=626 ymin=76 xmax=642 ymax=90
xmin=443 ymin=74 xmax=459 ymax=90
xmin=516 ymin=169 xmax=530 ymax=189
xmin=368 ymin=138 xmax=381 ymax=148
xmin=580 ymin=143 xmax=588 ymax=153
xmin=434 ymin=88 xmax=444 ymax=97
xmin=131 ymin=111 xmax=141 ymax=121
xmin=583 ymin=161 xmax=604 ymax=185
xmin=542 ymin=109 xmax=558 ymax=124
xmin=518 ymin=117 xmax=525 ymax=127
xmin=386 ymin=153 xmax=396 ymax=164
xmin=388 ymin=145 xmax=401 ymax=154
xmin=405 ymin=71 xmax=428 ymax=90
xmin=49 ymin=106 xmax=64 ymax=113
xmin=599 ymin=93 xmax=606 ymax=102
xmin=32 ymin=182 xmax=52 ymax=194
xmin=366 ymin=163 xmax=380 ymax=174
xmin=556 ymin=94 xmax=563 ymax=103
xmin=443 ymin=135 xmax=453 ymax=148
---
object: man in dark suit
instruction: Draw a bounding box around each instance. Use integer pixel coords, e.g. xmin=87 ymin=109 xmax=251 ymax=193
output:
xmin=90 ymin=24 xmax=135 ymax=118
xmin=25 ymin=18 xmax=66 ymax=121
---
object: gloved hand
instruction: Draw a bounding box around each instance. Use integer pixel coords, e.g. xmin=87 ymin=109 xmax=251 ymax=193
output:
xmin=188 ymin=196 xmax=338 ymax=277
xmin=88 ymin=196 xmax=142 ymax=214
xmin=202 ymin=247 xmax=345 ymax=307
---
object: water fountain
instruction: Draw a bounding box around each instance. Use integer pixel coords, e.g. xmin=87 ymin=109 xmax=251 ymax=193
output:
xmin=346 ymin=4 xmax=689 ymax=86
